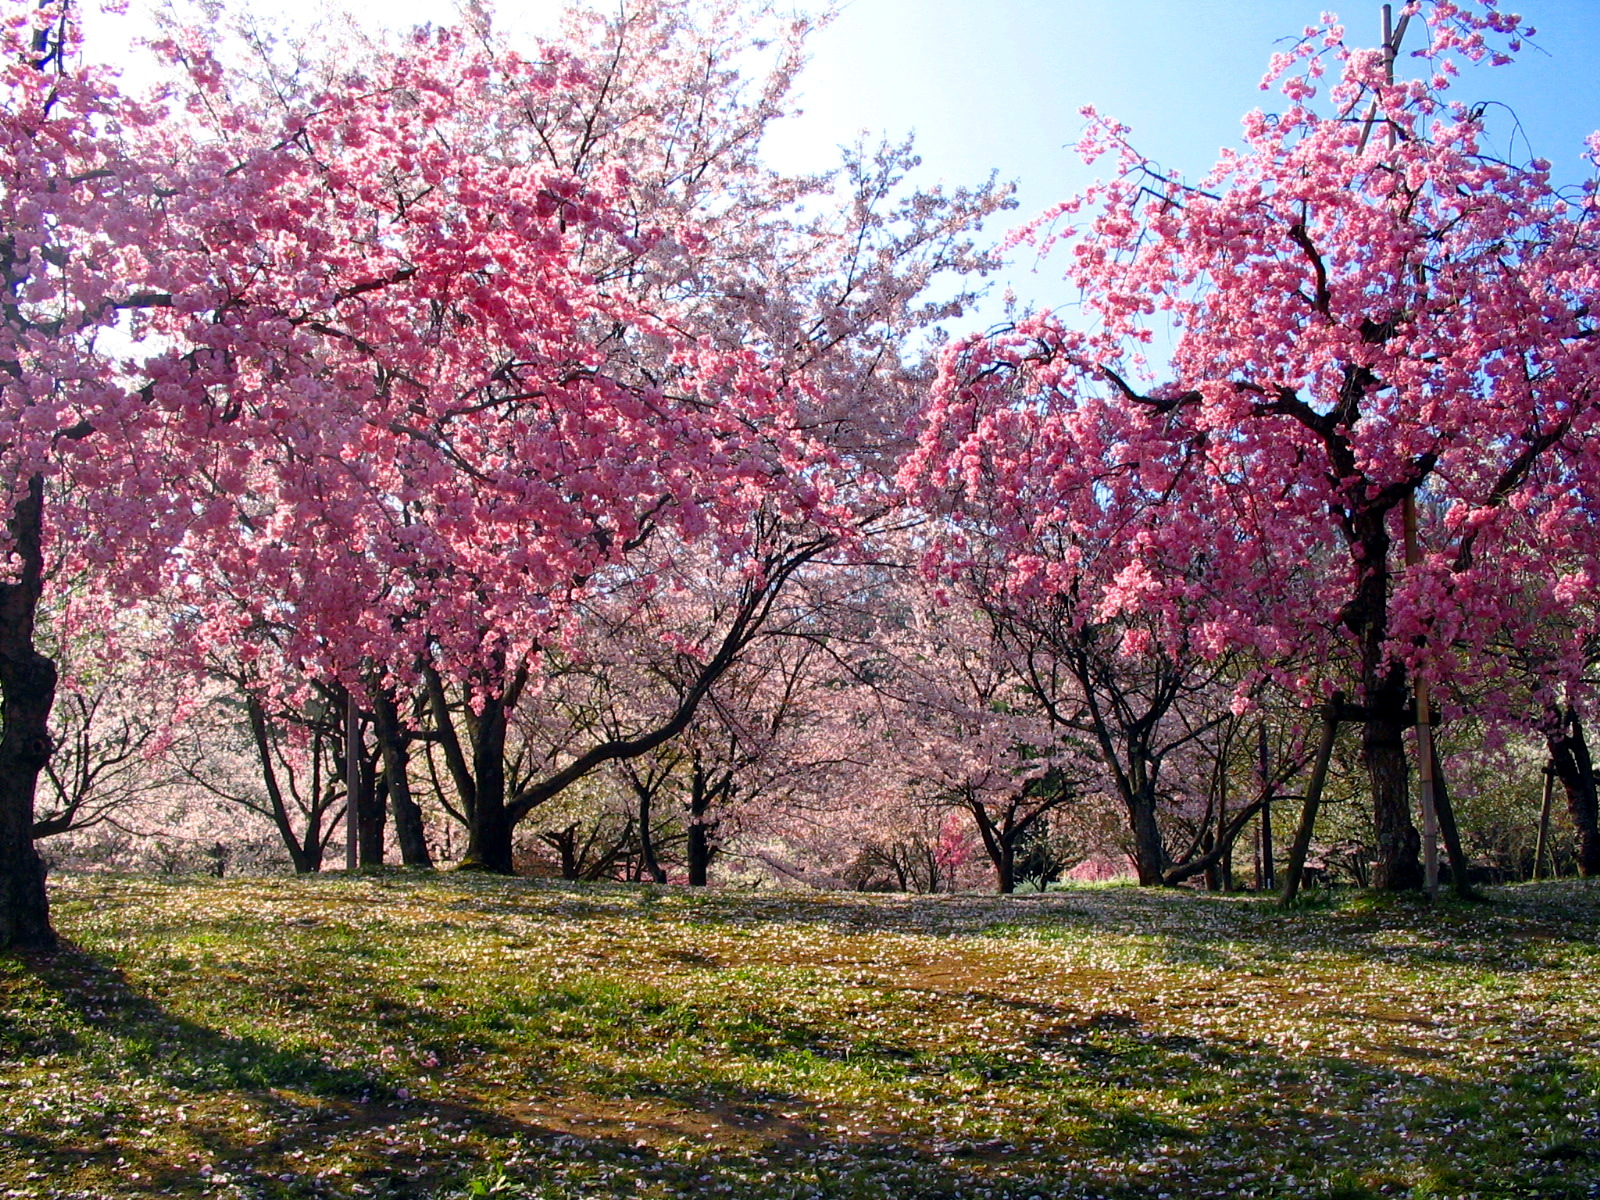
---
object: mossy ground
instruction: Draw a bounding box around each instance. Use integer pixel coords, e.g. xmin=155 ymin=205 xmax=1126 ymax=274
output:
xmin=2 ymin=874 xmax=1598 ymax=1199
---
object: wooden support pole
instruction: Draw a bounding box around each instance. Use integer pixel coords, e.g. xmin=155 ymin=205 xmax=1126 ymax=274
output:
xmin=1281 ymin=693 xmax=1343 ymax=906
xmin=1258 ymin=722 xmax=1275 ymax=890
xmin=345 ymin=687 xmax=359 ymax=873
xmin=1403 ymin=493 xmax=1440 ymax=900
xmin=1535 ymin=765 xmax=1555 ymax=881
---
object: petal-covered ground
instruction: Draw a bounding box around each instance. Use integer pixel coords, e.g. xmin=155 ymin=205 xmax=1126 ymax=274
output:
xmin=2 ymin=875 xmax=1598 ymax=1199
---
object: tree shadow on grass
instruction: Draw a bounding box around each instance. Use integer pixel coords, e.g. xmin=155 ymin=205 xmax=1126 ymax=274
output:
xmin=5 ymin=939 xmax=1599 ymax=1199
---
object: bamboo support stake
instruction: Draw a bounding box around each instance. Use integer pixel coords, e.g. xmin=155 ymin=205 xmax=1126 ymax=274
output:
xmin=346 ymin=688 xmax=359 ymax=872
xmin=1258 ymin=722 xmax=1275 ymax=890
xmin=1404 ymin=492 xmax=1441 ymax=899
xmin=1535 ymin=765 xmax=1555 ymax=880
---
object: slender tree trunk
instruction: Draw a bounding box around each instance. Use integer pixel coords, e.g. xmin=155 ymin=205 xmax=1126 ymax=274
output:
xmin=0 ymin=476 xmax=57 ymax=950
xmin=245 ymin=694 xmax=315 ymax=874
xmin=1534 ymin=765 xmax=1555 ymax=880
xmin=1282 ymin=694 xmax=1342 ymax=906
xmin=330 ymin=684 xmax=385 ymax=868
xmin=1215 ymin=735 xmax=1233 ymax=890
xmin=1548 ymin=707 xmax=1600 ymax=878
xmin=637 ymin=783 xmax=667 ymax=884
xmin=371 ymin=687 xmax=432 ymax=868
xmin=1427 ymin=740 xmax=1474 ymax=898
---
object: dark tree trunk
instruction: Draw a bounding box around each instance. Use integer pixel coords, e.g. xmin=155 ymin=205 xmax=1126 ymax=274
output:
xmin=463 ymin=692 xmax=513 ymax=872
xmin=1128 ymin=782 xmax=1165 ymax=886
xmin=1202 ymin=831 xmax=1221 ymax=891
xmin=1427 ymin=740 xmax=1474 ymax=898
xmin=1281 ymin=694 xmax=1343 ymax=906
xmin=360 ymin=767 xmax=387 ymax=867
xmin=686 ymin=821 xmax=712 ymax=887
xmin=1364 ymin=676 xmax=1422 ymax=890
xmin=329 ymin=683 xmax=385 ymax=868
xmin=966 ymin=796 xmax=1017 ymax=894
xmin=371 ymin=687 xmax=431 ymax=869
xmin=1548 ymin=707 xmax=1600 ymax=878
xmin=246 ymin=694 xmax=316 ymax=874
xmin=997 ymin=836 xmax=1015 ymax=895
xmin=543 ymin=824 xmax=581 ymax=880
xmin=0 ymin=476 xmax=56 ymax=950
xmin=637 ymin=782 xmax=667 ymax=884
xmin=423 ymin=664 xmax=521 ymax=874
xmin=685 ymin=756 xmax=719 ymax=887
xmin=1350 ymin=505 xmax=1422 ymax=891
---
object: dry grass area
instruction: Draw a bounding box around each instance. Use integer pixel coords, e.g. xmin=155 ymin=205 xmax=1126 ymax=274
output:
xmin=2 ymin=873 xmax=1599 ymax=1200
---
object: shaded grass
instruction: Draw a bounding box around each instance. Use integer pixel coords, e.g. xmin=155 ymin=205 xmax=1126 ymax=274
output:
xmin=1 ymin=874 xmax=1598 ymax=1199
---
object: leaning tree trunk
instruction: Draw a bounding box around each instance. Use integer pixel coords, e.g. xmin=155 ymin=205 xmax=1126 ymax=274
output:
xmin=966 ymin=799 xmax=1016 ymax=894
xmin=0 ymin=476 xmax=57 ymax=950
xmin=1428 ymin=742 xmax=1473 ymax=899
xmin=371 ymin=687 xmax=432 ymax=868
xmin=245 ymin=694 xmax=317 ymax=874
xmin=636 ymin=782 xmax=667 ymax=884
xmin=1548 ymin=707 xmax=1600 ymax=878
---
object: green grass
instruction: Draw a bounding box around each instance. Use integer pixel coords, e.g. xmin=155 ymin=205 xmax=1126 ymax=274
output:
xmin=3 ymin=875 xmax=1599 ymax=1199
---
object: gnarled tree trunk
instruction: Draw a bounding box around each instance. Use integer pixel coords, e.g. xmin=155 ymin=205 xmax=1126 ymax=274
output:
xmin=1349 ymin=508 xmax=1423 ymax=892
xmin=371 ymin=685 xmax=432 ymax=869
xmin=0 ymin=476 xmax=57 ymax=950
xmin=1547 ymin=706 xmax=1600 ymax=878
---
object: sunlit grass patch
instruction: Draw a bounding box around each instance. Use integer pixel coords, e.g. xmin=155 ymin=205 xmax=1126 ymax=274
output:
xmin=2 ymin=874 xmax=1598 ymax=1198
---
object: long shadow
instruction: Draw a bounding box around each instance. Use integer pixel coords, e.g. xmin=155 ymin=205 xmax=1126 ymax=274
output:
xmin=18 ymin=875 xmax=1600 ymax=1198
xmin=7 ymin=933 xmax=1600 ymax=1200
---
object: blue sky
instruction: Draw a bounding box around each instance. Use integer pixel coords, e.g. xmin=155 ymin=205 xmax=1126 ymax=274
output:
xmin=759 ymin=0 xmax=1600 ymax=315
xmin=88 ymin=0 xmax=1600 ymax=318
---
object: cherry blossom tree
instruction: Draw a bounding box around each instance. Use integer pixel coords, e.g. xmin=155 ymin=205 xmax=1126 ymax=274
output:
xmin=0 ymin=0 xmax=231 ymax=949
xmin=904 ymin=1 xmax=1597 ymax=890
xmin=140 ymin=0 xmax=1008 ymax=878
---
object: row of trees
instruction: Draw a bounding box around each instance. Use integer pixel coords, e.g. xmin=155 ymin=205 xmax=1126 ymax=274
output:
xmin=4 ymin=0 xmax=1599 ymax=949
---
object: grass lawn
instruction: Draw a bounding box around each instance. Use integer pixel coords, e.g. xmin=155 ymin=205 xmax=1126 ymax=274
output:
xmin=2 ymin=874 xmax=1598 ymax=1200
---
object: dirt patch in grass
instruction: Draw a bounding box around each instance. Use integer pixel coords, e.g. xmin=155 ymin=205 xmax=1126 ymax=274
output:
xmin=2 ymin=875 xmax=1598 ymax=1199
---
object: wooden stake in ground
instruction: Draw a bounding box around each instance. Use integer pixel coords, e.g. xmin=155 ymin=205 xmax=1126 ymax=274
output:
xmin=1258 ymin=722 xmax=1275 ymax=890
xmin=1535 ymin=764 xmax=1555 ymax=880
xmin=346 ymin=688 xmax=360 ymax=873
xmin=1404 ymin=492 xmax=1441 ymax=899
